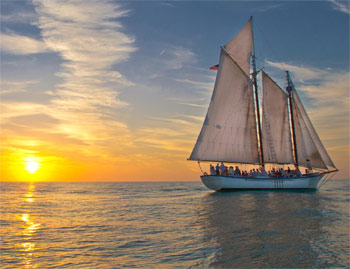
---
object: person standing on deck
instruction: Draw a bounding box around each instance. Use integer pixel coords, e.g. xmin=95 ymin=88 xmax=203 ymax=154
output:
xmin=228 ymin=166 xmax=234 ymax=176
xmin=216 ymin=163 xmax=220 ymax=175
xmin=210 ymin=164 xmax=215 ymax=175
xmin=220 ymin=162 xmax=226 ymax=175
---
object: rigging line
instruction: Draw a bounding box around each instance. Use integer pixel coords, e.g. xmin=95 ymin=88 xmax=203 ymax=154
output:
xmin=197 ymin=161 xmax=205 ymax=175
xmin=318 ymin=171 xmax=337 ymax=188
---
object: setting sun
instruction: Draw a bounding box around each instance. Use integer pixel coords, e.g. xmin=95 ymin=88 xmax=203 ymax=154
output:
xmin=24 ymin=157 xmax=41 ymax=174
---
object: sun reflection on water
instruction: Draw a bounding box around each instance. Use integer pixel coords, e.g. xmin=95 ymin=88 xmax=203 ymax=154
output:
xmin=19 ymin=183 xmax=40 ymax=268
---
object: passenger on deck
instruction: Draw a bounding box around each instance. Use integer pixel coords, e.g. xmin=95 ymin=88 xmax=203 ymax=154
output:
xmin=261 ymin=168 xmax=268 ymax=177
xmin=234 ymin=166 xmax=240 ymax=176
xmin=297 ymin=169 xmax=302 ymax=177
xmin=279 ymin=167 xmax=284 ymax=175
xmin=252 ymin=169 xmax=258 ymax=177
xmin=215 ymin=163 xmax=220 ymax=175
xmin=223 ymin=167 xmax=228 ymax=176
xmin=228 ymin=166 xmax=234 ymax=176
xmin=210 ymin=164 xmax=215 ymax=175
xmin=256 ymin=169 xmax=261 ymax=176
xmin=220 ymin=162 xmax=226 ymax=175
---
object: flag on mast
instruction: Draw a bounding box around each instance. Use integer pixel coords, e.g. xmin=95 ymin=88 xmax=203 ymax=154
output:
xmin=209 ymin=64 xmax=219 ymax=70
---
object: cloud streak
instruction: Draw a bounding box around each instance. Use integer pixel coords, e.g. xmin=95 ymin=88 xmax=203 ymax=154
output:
xmin=160 ymin=46 xmax=196 ymax=70
xmin=329 ymin=0 xmax=350 ymax=14
xmin=1 ymin=33 xmax=49 ymax=55
xmin=0 ymin=80 xmax=39 ymax=95
xmin=30 ymin=0 xmax=137 ymax=152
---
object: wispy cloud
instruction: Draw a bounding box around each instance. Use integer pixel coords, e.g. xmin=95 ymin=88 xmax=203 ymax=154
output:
xmin=0 ymin=102 xmax=48 ymax=120
xmin=265 ymin=60 xmax=329 ymax=82
xmin=160 ymin=46 xmax=196 ymax=70
xmin=29 ymin=0 xmax=137 ymax=151
xmin=329 ymin=0 xmax=350 ymax=14
xmin=1 ymin=10 xmax=37 ymax=24
xmin=174 ymin=78 xmax=214 ymax=92
xmin=255 ymin=3 xmax=286 ymax=12
xmin=0 ymin=33 xmax=49 ymax=55
xmin=0 ymin=80 xmax=39 ymax=95
xmin=134 ymin=114 xmax=202 ymax=156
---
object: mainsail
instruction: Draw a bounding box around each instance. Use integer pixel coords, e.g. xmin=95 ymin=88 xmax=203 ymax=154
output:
xmin=261 ymin=71 xmax=294 ymax=164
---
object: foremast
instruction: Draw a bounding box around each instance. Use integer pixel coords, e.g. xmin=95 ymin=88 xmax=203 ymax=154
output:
xmin=286 ymin=71 xmax=299 ymax=169
xmin=250 ymin=16 xmax=265 ymax=168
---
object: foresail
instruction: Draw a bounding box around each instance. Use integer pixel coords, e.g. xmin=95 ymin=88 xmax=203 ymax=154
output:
xmin=292 ymin=93 xmax=327 ymax=169
xmin=261 ymin=71 xmax=294 ymax=164
xmin=188 ymin=48 xmax=259 ymax=163
xmin=293 ymin=91 xmax=336 ymax=169
xmin=224 ymin=17 xmax=252 ymax=76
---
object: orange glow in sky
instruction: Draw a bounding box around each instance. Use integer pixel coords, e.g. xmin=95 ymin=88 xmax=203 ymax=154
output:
xmin=0 ymin=1 xmax=348 ymax=182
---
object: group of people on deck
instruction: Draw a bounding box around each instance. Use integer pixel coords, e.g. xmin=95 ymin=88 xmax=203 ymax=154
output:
xmin=209 ymin=162 xmax=303 ymax=178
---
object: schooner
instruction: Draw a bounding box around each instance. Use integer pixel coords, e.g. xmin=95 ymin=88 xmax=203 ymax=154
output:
xmin=188 ymin=17 xmax=338 ymax=191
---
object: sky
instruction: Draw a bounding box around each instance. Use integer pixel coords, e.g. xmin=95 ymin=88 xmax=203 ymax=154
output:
xmin=1 ymin=0 xmax=349 ymax=182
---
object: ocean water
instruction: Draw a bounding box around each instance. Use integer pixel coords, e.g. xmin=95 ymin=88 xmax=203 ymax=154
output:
xmin=0 ymin=179 xmax=349 ymax=268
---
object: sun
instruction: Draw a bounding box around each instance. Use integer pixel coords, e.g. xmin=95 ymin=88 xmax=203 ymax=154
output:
xmin=24 ymin=156 xmax=41 ymax=174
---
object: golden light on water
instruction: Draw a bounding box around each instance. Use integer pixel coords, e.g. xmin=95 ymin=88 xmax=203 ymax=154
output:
xmin=18 ymin=184 xmax=41 ymax=268
xmin=24 ymin=157 xmax=41 ymax=174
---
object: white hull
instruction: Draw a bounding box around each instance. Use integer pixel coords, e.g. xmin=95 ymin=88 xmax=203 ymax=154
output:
xmin=201 ymin=174 xmax=324 ymax=191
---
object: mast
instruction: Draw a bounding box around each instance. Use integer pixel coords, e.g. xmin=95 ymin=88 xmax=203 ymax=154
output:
xmin=251 ymin=16 xmax=264 ymax=168
xmin=286 ymin=71 xmax=299 ymax=168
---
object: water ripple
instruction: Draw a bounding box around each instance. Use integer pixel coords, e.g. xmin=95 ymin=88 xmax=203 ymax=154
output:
xmin=0 ymin=180 xmax=349 ymax=268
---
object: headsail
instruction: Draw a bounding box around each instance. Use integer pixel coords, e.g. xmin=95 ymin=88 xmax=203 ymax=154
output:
xmin=292 ymin=90 xmax=336 ymax=169
xmin=188 ymin=48 xmax=259 ymax=163
xmin=261 ymin=71 xmax=294 ymax=164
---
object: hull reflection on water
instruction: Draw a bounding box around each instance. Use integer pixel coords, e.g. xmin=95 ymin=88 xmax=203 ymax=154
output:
xmin=198 ymin=190 xmax=337 ymax=268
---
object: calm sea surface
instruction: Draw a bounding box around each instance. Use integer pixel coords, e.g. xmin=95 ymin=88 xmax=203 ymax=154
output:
xmin=1 ymin=179 xmax=349 ymax=268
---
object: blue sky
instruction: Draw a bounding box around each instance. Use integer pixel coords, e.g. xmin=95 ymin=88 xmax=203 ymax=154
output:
xmin=1 ymin=0 xmax=349 ymax=181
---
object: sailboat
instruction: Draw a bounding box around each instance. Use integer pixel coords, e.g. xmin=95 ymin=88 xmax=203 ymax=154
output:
xmin=188 ymin=17 xmax=338 ymax=191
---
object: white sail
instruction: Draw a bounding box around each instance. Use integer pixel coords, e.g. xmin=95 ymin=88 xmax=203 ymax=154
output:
xmin=224 ymin=17 xmax=252 ymax=76
xmin=292 ymin=90 xmax=335 ymax=168
xmin=292 ymin=93 xmax=327 ymax=169
xmin=188 ymin=48 xmax=259 ymax=163
xmin=261 ymin=71 xmax=294 ymax=164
